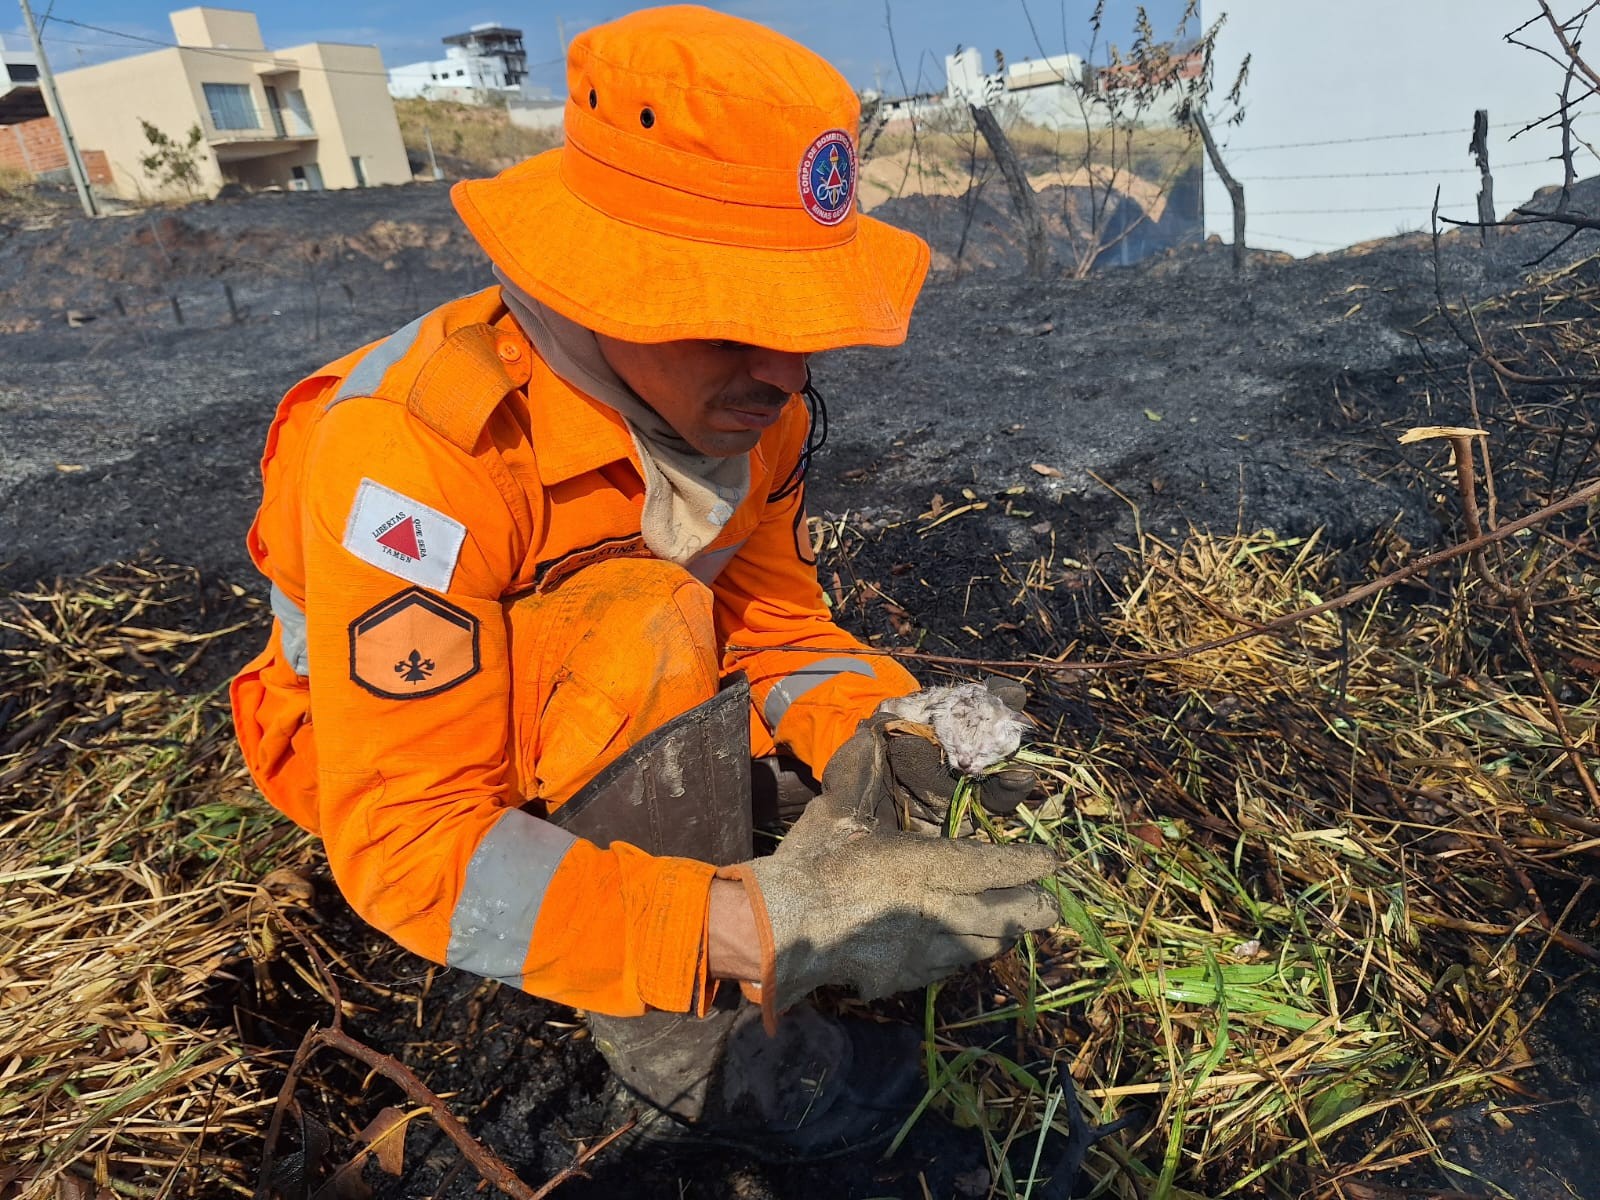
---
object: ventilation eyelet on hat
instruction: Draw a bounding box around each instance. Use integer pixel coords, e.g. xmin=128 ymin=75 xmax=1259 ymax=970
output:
xmin=588 ymin=88 xmax=597 ymax=108
xmin=640 ymin=107 xmax=655 ymax=129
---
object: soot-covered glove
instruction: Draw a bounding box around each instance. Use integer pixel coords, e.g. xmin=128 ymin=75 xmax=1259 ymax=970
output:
xmin=876 ymin=678 xmax=1039 ymax=830
xmin=719 ymin=717 xmax=1060 ymax=1026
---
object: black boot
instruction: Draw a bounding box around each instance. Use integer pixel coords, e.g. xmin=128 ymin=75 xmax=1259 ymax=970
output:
xmin=590 ymin=1002 xmax=922 ymax=1162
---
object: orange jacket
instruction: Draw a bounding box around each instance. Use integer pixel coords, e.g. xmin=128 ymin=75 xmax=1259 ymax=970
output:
xmin=230 ymin=287 xmax=918 ymax=1016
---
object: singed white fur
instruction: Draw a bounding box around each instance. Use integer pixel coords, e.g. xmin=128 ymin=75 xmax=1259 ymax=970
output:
xmin=880 ymin=683 xmax=1027 ymax=776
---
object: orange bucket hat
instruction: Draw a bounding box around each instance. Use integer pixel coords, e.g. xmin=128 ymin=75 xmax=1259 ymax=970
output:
xmin=451 ymin=4 xmax=930 ymax=353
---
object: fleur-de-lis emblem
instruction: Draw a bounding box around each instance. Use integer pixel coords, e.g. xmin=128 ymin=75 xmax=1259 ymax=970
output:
xmin=395 ymin=650 xmax=436 ymax=683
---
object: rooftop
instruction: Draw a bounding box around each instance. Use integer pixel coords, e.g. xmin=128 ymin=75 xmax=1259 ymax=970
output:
xmin=443 ymin=26 xmax=523 ymax=45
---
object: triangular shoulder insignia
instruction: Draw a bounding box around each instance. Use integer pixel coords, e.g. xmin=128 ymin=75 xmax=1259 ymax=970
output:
xmin=407 ymin=323 xmax=532 ymax=453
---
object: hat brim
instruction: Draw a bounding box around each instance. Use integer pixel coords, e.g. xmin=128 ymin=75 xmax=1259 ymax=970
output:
xmin=452 ymin=150 xmax=930 ymax=354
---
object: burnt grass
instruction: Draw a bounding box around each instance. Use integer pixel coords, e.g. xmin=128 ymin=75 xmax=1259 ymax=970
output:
xmin=3 ymin=177 xmax=1599 ymax=1196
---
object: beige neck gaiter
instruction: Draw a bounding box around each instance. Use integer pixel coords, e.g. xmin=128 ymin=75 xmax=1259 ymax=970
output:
xmin=495 ymin=268 xmax=751 ymax=566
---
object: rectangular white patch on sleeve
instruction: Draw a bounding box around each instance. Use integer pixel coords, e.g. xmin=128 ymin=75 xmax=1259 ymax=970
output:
xmin=341 ymin=478 xmax=467 ymax=592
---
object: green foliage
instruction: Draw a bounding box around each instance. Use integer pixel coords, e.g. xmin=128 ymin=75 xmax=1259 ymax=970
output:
xmin=138 ymin=119 xmax=204 ymax=195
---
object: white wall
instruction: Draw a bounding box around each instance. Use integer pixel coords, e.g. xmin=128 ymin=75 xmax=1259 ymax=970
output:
xmin=946 ymin=47 xmax=986 ymax=103
xmin=0 ymin=33 xmax=38 ymax=78
xmin=507 ymin=99 xmax=564 ymax=131
xmin=388 ymin=44 xmax=524 ymax=102
xmin=1202 ymin=2 xmax=1574 ymax=255
xmin=388 ymin=61 xmax=441 ymax=100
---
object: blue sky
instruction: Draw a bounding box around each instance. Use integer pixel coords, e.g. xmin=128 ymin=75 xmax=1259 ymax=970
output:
xmin=7 ymin=1 xmax=1194 ymax=93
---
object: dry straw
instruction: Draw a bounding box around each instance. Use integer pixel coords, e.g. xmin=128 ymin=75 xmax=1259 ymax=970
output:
xmin=3 ymin=529 xmax=1596 ymax=1198
xmin=905 ymin=517 xmax=1598 ymax=1198
xmin=0 ymin=563 xmax=305 ymax=1198
xmin=870 ymin=249 xmax=1600 ymax=1200
xmin=3 ymin=525 xmax=1596 ymax=1199
xmin=6 ymin=244 xmax=1600 ymax=1199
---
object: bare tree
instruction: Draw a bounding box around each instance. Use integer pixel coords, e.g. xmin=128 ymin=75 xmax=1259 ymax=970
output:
xmin=1437 ymin=4 xmax=1600 ymax=259
xmin=872 ymin=2 xmax=1245 ymax=278
xmin=968 ymin=102 xmax=1050 ymax=277
xmin=969 ymin=1 xmax=1250 ymax=278
xmin=1192 ymin=110 xmax=1245 ymax=272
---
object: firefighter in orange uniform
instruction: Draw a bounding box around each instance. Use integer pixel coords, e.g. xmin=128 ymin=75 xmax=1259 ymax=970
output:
xmin=232 ymin=4 xmax=1057 ymax=1155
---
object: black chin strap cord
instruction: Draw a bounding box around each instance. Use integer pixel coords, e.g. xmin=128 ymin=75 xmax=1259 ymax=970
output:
xmin=767 ymin=364 xmax=828 ymax=504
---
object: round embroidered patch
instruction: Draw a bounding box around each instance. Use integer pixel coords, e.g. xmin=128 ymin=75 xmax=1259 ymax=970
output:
xmin=798 ymin=129 xmax=856 ymax=226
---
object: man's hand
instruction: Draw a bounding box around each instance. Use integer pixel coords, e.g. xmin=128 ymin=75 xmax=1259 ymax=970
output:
xmin=718 ymin=717 xmax=1059 ymax=1019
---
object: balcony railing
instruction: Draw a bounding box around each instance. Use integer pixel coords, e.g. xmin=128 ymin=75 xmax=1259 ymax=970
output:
xmin=203 ymin=105 xmax=315 ymax=143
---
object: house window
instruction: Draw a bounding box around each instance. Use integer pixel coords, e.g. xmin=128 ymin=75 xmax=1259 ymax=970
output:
xmin=264 ymin=84 xmax=286 ymax=137
xmin=351 ymin=156 xmax=367 ymax=186
xmin=281 ymin=88 xmax=314 ymax=136
xmin=8 ymin=64 xmax=38 ymax=83
xmin=203 ymin=82 xmax=259 ymax=131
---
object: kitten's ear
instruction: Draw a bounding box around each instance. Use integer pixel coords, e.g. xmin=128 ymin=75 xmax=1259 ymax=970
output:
xmin=982 ymin=676 xmax=1028 ymax=713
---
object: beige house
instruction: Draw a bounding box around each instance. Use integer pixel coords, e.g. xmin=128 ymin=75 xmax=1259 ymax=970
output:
xmin=55 ymin=7 xmax=410 ymax=200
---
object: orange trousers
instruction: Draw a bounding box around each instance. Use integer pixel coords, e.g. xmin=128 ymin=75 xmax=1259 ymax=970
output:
xmin=505 ymin=556 xmax=773 ymax=810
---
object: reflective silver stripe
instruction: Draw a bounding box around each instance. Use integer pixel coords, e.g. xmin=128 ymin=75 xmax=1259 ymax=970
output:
xmin=688 ymin=541 xmax=744 ymax=585
xmin=761 ymin=656 xmax=877 ymax=730
xmin=270 ymin=583 xmax=310 ymax=675
xmin=327 ymin=313 xmax=428 ymax=407
xmin=446 ymin=808 xmax=578 ymax=984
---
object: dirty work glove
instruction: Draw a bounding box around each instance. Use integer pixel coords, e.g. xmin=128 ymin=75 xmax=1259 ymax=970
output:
xmin=717 ymin=718 xmax=1059 ymax=1028
xmin=876 ymin=678 xmax=1039 ymax=831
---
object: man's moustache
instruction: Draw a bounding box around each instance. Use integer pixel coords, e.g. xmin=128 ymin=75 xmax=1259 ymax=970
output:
xmin=722 ymin=385 xmax=789 ymax=410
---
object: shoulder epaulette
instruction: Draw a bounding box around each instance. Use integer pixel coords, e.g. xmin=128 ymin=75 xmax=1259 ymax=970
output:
xmin=408 ymin=323 xmax=533 ymax=454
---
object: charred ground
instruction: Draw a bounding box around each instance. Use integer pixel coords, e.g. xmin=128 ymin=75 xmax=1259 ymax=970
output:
xmin=2 ymin=178 xmax=1581 ymax=592
xmin=2 ymin=178 xmax=1598 ymax=1198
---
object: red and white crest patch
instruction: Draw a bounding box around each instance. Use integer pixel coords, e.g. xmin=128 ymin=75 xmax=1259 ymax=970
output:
xmin=342 ymin=478 xmax=467 ymax=592
xmin=798 ymin=129 xmax=856 ymax=226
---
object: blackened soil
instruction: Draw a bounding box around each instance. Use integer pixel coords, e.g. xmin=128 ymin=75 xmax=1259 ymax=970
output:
xmin=4 ymin=178 xmax=1599 ymax=1197
xmin=2 ymin=176 xmax=1593 ymax=589
xmin=241 ymin=882 xmax=997 ymax=1200
xmin=1428 ymin=958 xmax=1600 ymax=1199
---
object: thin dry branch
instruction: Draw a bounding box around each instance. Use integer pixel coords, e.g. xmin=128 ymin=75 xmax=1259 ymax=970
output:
xmin=255 ymin=914 xmax=632 ymax=1200
xmin=1537 ymin=0 xmax=1600 ymax=91
xmin=729 ymin=472 xmax=1600 ymax=673
xmin=264 ymin=1025 xmax=634 ymax=1200
xmin=1437 ymin=193 xmax=1600 ymax=384
xmin=1509 ymin=606 xmax=1600 ymax=812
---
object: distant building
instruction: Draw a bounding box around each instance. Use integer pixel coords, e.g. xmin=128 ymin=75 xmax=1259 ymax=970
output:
xmin=52 ymin=6 xmax=410 ymax=200
xmin=1096 ymin=51 xmax=1204 ymax=93
xmin=945 ymin=47 xmax=996 ymax=107
xmin=1 ymin=33 xmax=47 ymax=129
xmin=0 ymin=33 xmax=115 ymax=187
xmin=1 ymin=34 xmax=42 ymax=99
xmin=389 ymin=23 xmax=532 ymax=104
xmin=934 ymin=45 xmax=1195 ymax=130
xmin=866 ymin=43 xmax=1204 ymax=273
xmin=875 ymin=91 xmax=946 ymax=125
